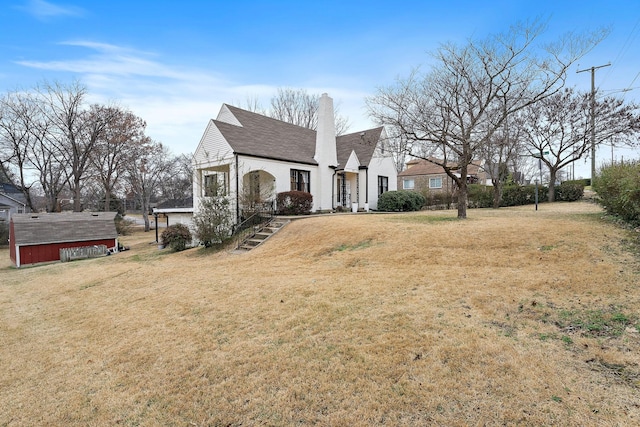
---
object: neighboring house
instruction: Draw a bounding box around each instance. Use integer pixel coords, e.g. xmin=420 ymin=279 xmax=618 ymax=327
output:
xmin=193 ymin=93 xmax=397 ymax=222
xmin=0 ymin=182 xmax=30 ymax=223
xmin=398 ymin=158 xmax=491 ymax=194
xmin=152 ymin=207 xmax=194 ymax=228
xmin=152 ymin=207 xmax=194 ymax=243
xmin=9 ymin=212 xmax=118 ymax=267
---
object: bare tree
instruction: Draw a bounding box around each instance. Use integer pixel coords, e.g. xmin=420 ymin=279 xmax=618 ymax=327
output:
xmin=38 ymin=81 xmax=124 ymax=211
xmin=30 ymin=130 xmax=67 ymax=213
xmin=368 ymin=20 xmax=607 ymax=218
xmin=523 ymin=87 xmax=640 ymax=201
xmin=379 ymin=130 xmax=410 ymax=172
xmin=479 ymin=107 xmax=529 ymax=207
xmin=157 ymin=152 xmax=193 ymax=205
xmin=125 ymin=139 xmax=174 ymax=231
xmin=268 ymin=88 xmax=351 ymax=135
xmin=0 ymin=91 xmax=41 ymax=211
xmin=240 ymin=95 xmax=266 ymax=115
xmin=91 ymin=108 xmax=147 ymax=211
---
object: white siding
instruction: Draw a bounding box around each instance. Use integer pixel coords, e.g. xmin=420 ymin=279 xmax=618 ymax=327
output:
xmin=237 ymin=156 xmax=321 ymax=211
xmin=216 ymin=105 xmax=242 ymax=126
xmin=344 ymin=150 xmax=361 ymax=172
xmin=193 ymin=120 xmax=234 ymax=167
xmin=367 ymin=151 xmax=398 ymax=210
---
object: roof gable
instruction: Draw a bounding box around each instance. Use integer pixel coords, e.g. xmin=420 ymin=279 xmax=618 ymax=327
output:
xmin=0 ymin=192 xmax=26 ymax=207
xmin=11 ymin=212 xmax=117 ymax=246
xmin=216 ymin=104 xmax=243 ymax=126
xmin=201 ymin=105 xmax=386 ymax=168
xmin=343 ymin=150 xmax=361 ymax=172
xmin=336 ymin=127 xmax=384 ymax=168
xmin=216 ymin=105 xmax=318 ymax=165
xmin=193 ymin=119 xmax=234 ymax=166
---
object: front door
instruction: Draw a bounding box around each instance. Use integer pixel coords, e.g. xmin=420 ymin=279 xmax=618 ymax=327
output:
xmin=337 ymin=174 xmax=351 ymax=207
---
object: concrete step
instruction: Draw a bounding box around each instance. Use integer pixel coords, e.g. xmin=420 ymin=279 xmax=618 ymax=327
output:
xmin=235 ymin=219 xmax=289 ymax=252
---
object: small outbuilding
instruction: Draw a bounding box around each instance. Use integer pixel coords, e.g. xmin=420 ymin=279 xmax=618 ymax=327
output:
xmin=9 ymin=212 xmax=118 ymax=268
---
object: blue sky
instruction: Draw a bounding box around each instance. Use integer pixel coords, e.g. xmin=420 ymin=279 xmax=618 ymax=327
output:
xmin=1 ymin=0 xmax=639 ymax=178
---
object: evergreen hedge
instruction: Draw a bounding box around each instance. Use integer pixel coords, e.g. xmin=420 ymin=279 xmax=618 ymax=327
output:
xmin=276 ymin=191 xmax=313 ymax=215
xmin=377 ymin=190 xmax=425 ymax=212
xmin=593 ymin=161 xmax=640 ymax=225
xmin=555 ymin=180 xmax=585 ymax=202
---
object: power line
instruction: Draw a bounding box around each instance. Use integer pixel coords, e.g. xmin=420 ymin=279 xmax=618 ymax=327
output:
xmin=577 ymin=63 xmax=611 ymax=180
xmin=600 ymin=18 xmax=640 ymax=89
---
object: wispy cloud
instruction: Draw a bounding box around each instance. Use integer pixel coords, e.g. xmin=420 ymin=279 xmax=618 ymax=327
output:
xmin=17 ymin=40 xmax=215 ymax=82
xmin=14 ymin=40 xmax=374 ymax=153
xmin=19 ymin=0 xmax=84 ymax=21
xmin=14 ymin=40 xmax=282 ymax=151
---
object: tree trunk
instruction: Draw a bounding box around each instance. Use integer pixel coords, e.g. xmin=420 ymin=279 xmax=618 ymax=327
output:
xmin=492 ymin=179 xmax=503 ymax=209
xmin=548 ymin=169 xmax=557 ymax=202
xmin=104 ymin=191 xmax=111 ymax=212
xmin=457 ymin=181 xmax=468 ymax=219
xmin=142 ymin=209 xmax=150 ymax=232
xmin=73 ymin=181 xmax=82 ymax=212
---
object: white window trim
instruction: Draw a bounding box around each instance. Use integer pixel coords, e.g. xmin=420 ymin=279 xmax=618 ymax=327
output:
xmin=429 ymin=177 xmax=443 ymax=189
xmin=403 ymin=179 xmax=415 ymax=190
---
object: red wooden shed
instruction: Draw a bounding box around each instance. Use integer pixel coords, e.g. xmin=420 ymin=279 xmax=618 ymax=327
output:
xmin=9 ymin=212 xmax=118 ymax=267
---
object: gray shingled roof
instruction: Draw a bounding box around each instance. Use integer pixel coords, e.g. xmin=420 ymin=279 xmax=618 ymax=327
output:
xmin=336 ymin=127 xmax=383 ymax=168
xmin=218 ymin=105 xmax=382 ymax=168
xmin=11 ymin=212 xmax=117 ymax=246
xmin=398 ymin=159 xmax=482 ymax=177
xmin=217 ymin=105 xmax=317 ymax=165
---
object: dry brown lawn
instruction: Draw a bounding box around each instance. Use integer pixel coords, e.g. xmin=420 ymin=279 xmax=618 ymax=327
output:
xmin=1 ymin=202 xmax=639 ymax=426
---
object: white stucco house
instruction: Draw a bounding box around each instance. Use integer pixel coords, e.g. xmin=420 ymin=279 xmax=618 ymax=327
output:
xmin=193 ymin=93 xmax=397 ymax=223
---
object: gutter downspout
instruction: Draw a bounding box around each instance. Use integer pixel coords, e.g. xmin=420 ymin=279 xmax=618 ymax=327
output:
xmin=235 ymin=154 xmax=240 ymax=223
xmin=359 ymin=166 xmax=369 ymax=207
xmin=331 ymin=166 xmax=337 ymax=210
xmin=364 ymin=167 xmax=369 ymax=205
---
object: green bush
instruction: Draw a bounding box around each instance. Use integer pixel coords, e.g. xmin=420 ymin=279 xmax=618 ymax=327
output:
xmin=115 ymin=214 xmax=135 ymax=235
xmin=193 ymin=192 xmax=234 ymax=248
xmin=467 ymin=184 xmax=493 ymax=208
xmin=593 ymin=161 xmax=640 ymax=225
xmin=501 ymin=184 xmax=547 ymax=207
xmin=161 ymin=223 xmax=192 ymax=251
xmin=377 ymin=190 xmax=425 ymax=212
xmin=277 ymin=191 xmax=313 ymax=215
xmin=0 ymin=221 xmax=8 ymax=246
xmin=421 ymin=189 xmax=454 ymax=209
xmin=556 ymin=181 xmax=585 ymax=202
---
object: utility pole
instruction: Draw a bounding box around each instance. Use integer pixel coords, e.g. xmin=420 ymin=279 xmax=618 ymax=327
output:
xmin=577 ymin=63 xmax=611 ymax=181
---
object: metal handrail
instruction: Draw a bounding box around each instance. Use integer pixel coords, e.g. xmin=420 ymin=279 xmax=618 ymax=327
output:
xmin=232 ymin=206 xmax=274 ymax=249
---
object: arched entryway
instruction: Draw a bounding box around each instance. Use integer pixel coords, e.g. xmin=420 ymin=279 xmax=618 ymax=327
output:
xmin=241 ymin=170 xmax=276 ymax=215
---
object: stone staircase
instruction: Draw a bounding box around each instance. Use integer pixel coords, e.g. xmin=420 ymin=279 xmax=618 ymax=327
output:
xmin=236 ymin=218 xmax=289 ymax=252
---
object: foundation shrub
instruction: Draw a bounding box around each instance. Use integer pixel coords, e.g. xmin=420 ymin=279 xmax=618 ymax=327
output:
xmin=161 ymin=223 xmax=192 ymax=251
xmin=277 ymin=191 xmax=313 ymax=215
xmin=377 ymin=190 xmax=425 ymax=211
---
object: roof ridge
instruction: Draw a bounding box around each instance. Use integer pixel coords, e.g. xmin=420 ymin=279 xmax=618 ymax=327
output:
xmin=224 ymin=104 xmax=316 ymax=133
